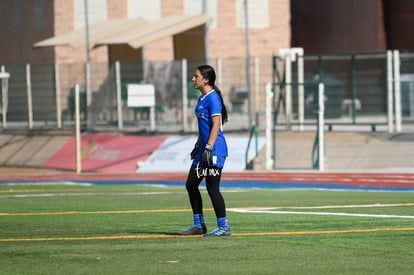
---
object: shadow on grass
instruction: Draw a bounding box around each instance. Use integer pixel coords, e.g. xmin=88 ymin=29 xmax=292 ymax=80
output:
xmin=128 ymin=229 xmax=183 ymax=236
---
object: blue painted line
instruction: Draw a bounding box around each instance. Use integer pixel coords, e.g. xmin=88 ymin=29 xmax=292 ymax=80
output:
xmin=1 ymin=180 xmax=413 ymax=192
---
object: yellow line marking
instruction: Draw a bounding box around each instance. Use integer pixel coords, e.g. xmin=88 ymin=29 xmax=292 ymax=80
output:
xmin=0 ymin=188 xmax=181 ymax=193
xmin=0 ymin=209 xmax=196 ymax=216
xmin=1 ymin=203 xmax=412 ymax=216
xmin=1 ymin=228 xmax=413 ymax=242
xmin=0 ymin=235 xmax=198 ymax=242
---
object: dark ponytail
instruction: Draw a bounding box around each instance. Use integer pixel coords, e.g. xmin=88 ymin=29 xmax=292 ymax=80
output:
xmin=214 ymin=85 xmax=228 ymax=124
xmin=196 ymin=64 xmax=228 ymax=124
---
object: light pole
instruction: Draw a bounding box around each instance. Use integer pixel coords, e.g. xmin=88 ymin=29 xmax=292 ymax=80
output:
xmin=84 ymin=0 xmax=92 ymax=110
xmin=244 ymin=0 xmax=253 ymax=128
xmin=202 ymin=0 xmax=209 ymax=62
xmin=83 ymin=0 xmax=93 ymax=130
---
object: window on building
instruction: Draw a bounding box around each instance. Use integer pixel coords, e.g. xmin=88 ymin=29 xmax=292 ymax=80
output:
xmin=184 ymin=0 xmax=217 ymax=28
xmin=34 ymin=0 xmax=44 ymax=32
xmin=236 ymin=0 xmax=269 ymax=28
xmin=74 ymin=0 xmax=108 ymax=29
xmin=127 ymin=0 xmax=161 ymax=21
xmin=13 ymin=0 xmax=22 ymax=33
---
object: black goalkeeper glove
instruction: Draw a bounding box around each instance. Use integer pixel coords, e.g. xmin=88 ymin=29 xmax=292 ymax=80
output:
xmin=201 ymin=144 xmax=213 ymax=167
xmin=190 ymin=141 xmax=200 ymax=160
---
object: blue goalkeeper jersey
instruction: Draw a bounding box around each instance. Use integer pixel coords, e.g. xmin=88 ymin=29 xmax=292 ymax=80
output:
xmin=193 ymin=90 xmax=228 ymax=163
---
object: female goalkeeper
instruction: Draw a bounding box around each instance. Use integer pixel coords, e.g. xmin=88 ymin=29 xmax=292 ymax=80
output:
xmin=180 ymin=64 xmax=231 ymax=237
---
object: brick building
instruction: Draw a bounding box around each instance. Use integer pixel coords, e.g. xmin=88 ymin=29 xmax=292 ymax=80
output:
xmin=1 ymin=0 xmax=414 ymax=66
xmin=0 ymin=0 xmax=291 ymax=65
xmin=1 ymin=0 xmax=413 ymax=131
xmin=1 ymin=0 xmax=413 ymax=66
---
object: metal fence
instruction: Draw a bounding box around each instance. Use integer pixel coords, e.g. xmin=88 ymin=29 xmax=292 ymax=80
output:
xmin=273 ymin=50 xmax=414 ymax=132
xmin=1 ymin=51 xmax=414 ymax=133
xmin=1 ymin=57 xmax=272 ymax=132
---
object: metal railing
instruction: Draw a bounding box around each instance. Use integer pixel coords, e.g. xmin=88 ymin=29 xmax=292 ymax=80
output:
xmin=273 ymin=50 xmax=414 ymax=133
xmin=245 ymin=124 xmax=259 ymax=170
xmin=0 ymin=57 xmax=274 ymax=133
xmin=271 ymin=81 xmax=325 ymax=170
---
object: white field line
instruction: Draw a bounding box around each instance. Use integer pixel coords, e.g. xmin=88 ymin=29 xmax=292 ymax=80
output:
xmin=3 ymin=182 xmax=93 ymax=186
xmin=0 ymin=192 xmax=178 ymax=198
xmin=229 ymin=209 xmax=414 ymax=219
xmin=229 ymin=203 xmax=414 ymax=210
xmin=0 ymin=189 xmax=242 ymax=198
xmin=229 ymin=204 xmax=414 ymax=219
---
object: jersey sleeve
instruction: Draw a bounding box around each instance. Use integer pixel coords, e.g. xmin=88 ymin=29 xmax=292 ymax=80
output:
xmin=209 ymin=93 xmax=222 ymax=117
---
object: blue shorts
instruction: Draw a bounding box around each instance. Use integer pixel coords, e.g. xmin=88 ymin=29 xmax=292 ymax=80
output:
xmin=193 ymin=156 xmax=226 ymax=169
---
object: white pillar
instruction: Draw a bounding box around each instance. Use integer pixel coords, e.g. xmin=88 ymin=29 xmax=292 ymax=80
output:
xmin=285 ymin=53 xmax=292 ymax=130
xmin=26 ymin=64 xmax=33 ymax=129
xmin=318 ymin=83 xmax=325 ymax=171
xmin=297 ymin=52 xmax=305 ymax=131
xmin=254 ymin=57 xmax=260 ymax=124
xmin=0 ymin=66 xmax=9 ymax=128
xmin=75 ymin=84 xmax=82 ymax=174
xmin=182 ymin=59 xmax=188 ymax=132
xmin=115 ymin=61 xmax=123 ymax=131
xmin=278 ymin=48 xmax=304 ymax=131
xmin=409 ymin=82 xmax=414 ymax=118
xmin=386 ymin=51 xmax=394 ymax=133
xmin=54 ymin=63 xmax=62 ymax=129
xmin=265 ymin=83 xmax=273 ymax=170
xmin=393 ymin=50 xmax=402 ymax=133
xmin=150 ymin=106 xmax=155 ymax=132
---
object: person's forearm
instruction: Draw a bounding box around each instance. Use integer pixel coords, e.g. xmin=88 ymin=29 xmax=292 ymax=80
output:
xmin=207 ymin=116 xmax=220 ymax=145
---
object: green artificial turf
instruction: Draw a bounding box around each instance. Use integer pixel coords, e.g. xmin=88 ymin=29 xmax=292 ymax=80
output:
xmin=0 ymin=184 xmax=413 ymax=274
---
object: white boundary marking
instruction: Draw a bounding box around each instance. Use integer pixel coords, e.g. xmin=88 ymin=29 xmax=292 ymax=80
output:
xmin=229 ymin=204 xmax=414 ymax=219
xmin=229 ymin=209 xmax=414 ymax=219
xmin=229 ymin=203 xmax=414 ymax=210
xmin=0 ymin=192 xmax=177 ymax=198
xmin=0 ymin=188 xmax=243 ymax=199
